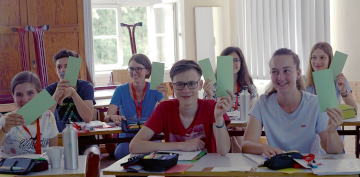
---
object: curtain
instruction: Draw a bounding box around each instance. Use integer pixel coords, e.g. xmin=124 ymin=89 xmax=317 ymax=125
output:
xmin=238 ymin=0 xmax=330 ymax=79
xmin=83 ymin=0 xmax=96 ymax=84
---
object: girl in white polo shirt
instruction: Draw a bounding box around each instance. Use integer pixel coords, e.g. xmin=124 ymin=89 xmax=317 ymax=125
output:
xmin=242 ymin=48 xmax=344 ymax=157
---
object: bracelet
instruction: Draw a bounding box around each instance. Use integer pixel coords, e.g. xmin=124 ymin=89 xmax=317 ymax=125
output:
xmin=2 ymin=127 xmax=8 ymax=133
xmin=341 ymin=90 xmax=349 ymax=97
xmin=215 ymin=120 xmax=225 ymax=128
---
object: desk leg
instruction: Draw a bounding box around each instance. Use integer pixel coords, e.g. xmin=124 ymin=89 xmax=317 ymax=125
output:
xmin=356 ymin=126 xmax=359 ymax=158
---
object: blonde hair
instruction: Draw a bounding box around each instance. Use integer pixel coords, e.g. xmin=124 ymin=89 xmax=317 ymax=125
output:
xmin=265 ymin=48 xmax=305 ymax=95
xmin=305 ymin=42 xmax=333 ymax=87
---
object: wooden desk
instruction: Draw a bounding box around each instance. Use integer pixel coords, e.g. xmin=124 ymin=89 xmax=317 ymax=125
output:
xmin=20 ymin=154 xmax=87 ymax=177
xmin=0 ymin=103 xmax=16 ymax=113
xmin=103 ymin=153 xmax=357 ymax=176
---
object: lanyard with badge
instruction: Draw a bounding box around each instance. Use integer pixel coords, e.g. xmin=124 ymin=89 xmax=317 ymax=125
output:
xmin=131 ymin=82 xmax=147 ymax=118
xmin=233 ymin=82 xmax=241 ymax=110
xmin=22 ymin=119 xmax=41 ymax=154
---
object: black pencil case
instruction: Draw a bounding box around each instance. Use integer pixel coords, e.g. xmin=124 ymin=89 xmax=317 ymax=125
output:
xmin=121 ymin=118 xmax=147 ymax=133
xmin=121 ymin=152 xmax=179 ymax=172
xmin=0 ymin=158 xmax=36 ymax=175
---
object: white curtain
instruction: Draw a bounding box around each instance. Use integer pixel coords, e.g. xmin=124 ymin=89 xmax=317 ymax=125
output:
xmin=83 ymin=0 xmax=95 ymax=84
xmin=238 ymin=0 xmax=330 ymax=80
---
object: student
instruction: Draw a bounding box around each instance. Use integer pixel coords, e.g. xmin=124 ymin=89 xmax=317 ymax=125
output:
xmin=104 ymin=54 xmax=169 ymax=160
xmin=129 ymin=60 xmax=234 ymax=156
xmin=305 ymin=42 xmax=358 ymax=111
xmin=242 ymin=48 xmax=344 ymax=157
xmin=45 ymin=49 xmax=100 ymax=176
xmin=203 ymin=46 xmax=257 ymax=152
xmin=0 ymin=71 xmax=58 ymax=158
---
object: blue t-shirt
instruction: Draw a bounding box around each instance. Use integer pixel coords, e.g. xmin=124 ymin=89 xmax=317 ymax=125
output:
xmin=110 ymin=82 xmax=163 ymax=118
xmin=249 ymin=91 xmax=329 ymax=153
xmin=45 ymin=79 xmax=96 ymax=123
xmin=306 ymin=80 xmax=352 ymax=104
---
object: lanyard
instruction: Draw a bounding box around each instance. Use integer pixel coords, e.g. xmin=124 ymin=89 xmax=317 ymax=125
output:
xmin=22 ymin=119 xmax=41 ymax=154
xmin=131 ymin=82 xmax=147 ymax=118
xmin=233 ymin=82 xmax=241 ymax=110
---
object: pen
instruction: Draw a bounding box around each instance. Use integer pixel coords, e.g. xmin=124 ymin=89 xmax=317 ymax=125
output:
xmin=62 ymin=71 xmax=65 ymax=79
xmin=82 ymin=125 xmax=86 ymax=130
xmin=0 ymin=166 xmax=24 ymax=170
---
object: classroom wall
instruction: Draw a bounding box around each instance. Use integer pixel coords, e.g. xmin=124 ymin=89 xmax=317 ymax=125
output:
xmin=331 ymin=0 xmax=360 ymax=82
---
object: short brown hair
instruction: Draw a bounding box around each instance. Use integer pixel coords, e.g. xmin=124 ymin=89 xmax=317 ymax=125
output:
xmin=170 ymin=60 xmax=202 ymax=81
xmin=11 ymin=71 xmax=42 ymax=95
xmin=128 ymin=54 xmax=152 ymax=79
xmin=305 ymin=42 xmax=333 ymax=87
xmin=53 ymin=49 xmax=80 ymax=62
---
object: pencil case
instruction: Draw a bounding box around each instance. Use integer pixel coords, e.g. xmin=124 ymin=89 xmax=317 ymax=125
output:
xmin=0 ymin=158 xmax=36 ymax=175
xmin=339 ymin=104 xmax=356 ymax=119
xmin=121 ymin=118 xmax=147 ymax=133
xmin=121 ymin=152 xmax=179 ymax=172
xmin=262 ymin=151 xmax=303 ymax=170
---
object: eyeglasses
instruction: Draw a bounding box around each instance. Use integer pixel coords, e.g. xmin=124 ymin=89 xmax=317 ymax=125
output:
xmin=233 ymin=58 xmax=240 ymax=63
xmin=172 ymin=80 xmax=200 ymax=90
xmin=127 ymin=67 xmax=146 ymax=73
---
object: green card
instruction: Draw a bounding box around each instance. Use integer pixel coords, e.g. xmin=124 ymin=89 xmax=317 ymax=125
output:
xmin=17 ymin=90 xmax=56 ymax=126
xmin=64 ymin=56 xmax=82 ymax=87
xmin=198 ymin=58 xmax=216 ymax=84
xmin=329 ymin=51 xmax=347 ymax=81
xmin=312 ymin=69 xmax=339 ymax=112
xmin=216 ymin=56 xmax=233 ymax=96
xmin=150 ymin=62 xmax=165 ymax=90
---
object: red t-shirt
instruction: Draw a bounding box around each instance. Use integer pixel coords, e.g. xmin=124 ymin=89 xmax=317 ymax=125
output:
xmin=145 ymin=99 xmax=231 ymax=153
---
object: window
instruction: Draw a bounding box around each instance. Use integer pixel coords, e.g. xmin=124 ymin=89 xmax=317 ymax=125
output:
xmin=91 ymin=2 xmax=178 ymax=75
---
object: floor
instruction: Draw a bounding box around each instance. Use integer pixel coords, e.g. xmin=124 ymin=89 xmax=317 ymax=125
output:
xmin=99 ymin=129 xmax=358 ymax=177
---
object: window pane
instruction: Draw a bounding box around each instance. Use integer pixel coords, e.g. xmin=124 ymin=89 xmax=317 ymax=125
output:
xmin=120 ymin=7 xmax=149 ymax=66
xmin=154 ymin=8 xmax=165 ymax=33
xmin=92 ymin=9 xmax=117 ymax=36
xmin=93 ymin=38 xmax=118 ymax=65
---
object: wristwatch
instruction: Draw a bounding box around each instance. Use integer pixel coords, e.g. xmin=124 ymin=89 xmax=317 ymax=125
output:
xmin=341 ymin=90 xmax=350 ymax=97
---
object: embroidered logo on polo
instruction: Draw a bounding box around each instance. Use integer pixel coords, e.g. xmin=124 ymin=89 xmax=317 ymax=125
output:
xmin=301 ymin=125 xmax=306 ymax=128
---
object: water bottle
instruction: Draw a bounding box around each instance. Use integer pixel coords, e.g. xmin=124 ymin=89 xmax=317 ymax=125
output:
xmin=240 ymin=86 xmax=250 ymax=121
xmin=63 ymin=119 xmax=79 ymax=169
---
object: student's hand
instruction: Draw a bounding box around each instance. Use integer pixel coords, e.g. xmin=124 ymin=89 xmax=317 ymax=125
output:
xmin=3 ymin=113 xmax=26 ymax=132
xmin=58 ymin=87 xmax=76 ymax=105
xmin=326 ymin=108 xmax=343 ymax=133
xmin=336 ymin=73 xmax=347 ymax=94
xmin=261 ymin=145 xmax=283 ymax=158
xmin=53 ymin=79 xmax=69 ymax=102
xmin=203 ymin=79 xmax=213 ymax=99
xmin=214 ymin=89 xmax=236 ymax=119
xmin=180 ymin=137 xmax=205 ymax=151
xmin=157 ymin=83 xmax=169 ymax=100
xmin=104 ymin=115 xmax=126 ymax=126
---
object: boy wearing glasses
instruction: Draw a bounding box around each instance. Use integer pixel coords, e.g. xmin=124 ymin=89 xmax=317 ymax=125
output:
xmin=130 ymin=60 xmax=234 ymax=155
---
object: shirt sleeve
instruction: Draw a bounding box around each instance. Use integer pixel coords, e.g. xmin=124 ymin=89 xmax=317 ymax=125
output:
xmin=156 ymin=91 xmax=164 ymax=102
xmin=81 ymin=82 xmax=96 ymax=104
xmin=346 ymin=80 xmax=352 ymax=92
xmin=144 ymin=102 xmax=165 ymax=135
xmin=45 ymin=83 xmax=57 ymax=96
xmin=249 ymin=98 xmax=263 ymax=123
xmin=110 ymin=86 xmax=122 ymax=107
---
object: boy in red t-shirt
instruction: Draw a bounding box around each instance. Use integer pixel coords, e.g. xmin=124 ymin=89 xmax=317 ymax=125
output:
xmin=129 ymin=60 xmax=234 ymax=156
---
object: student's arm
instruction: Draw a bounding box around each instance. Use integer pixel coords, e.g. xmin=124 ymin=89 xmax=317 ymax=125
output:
xmin=242 ymin=116 xmax=282 ymax=157
xmin=49 ymin=80 xmax=69 ymax=114
xmin=49 ymin=136 xmax=58 ymax=146
xmin=0 ymin=113 xmax=26 ymax=147
xmin=129 ymin=126 xmax=205 ymax=153
xmin=319 ymin=108 xmax=344 ymax=154
xmin=157 ymin=83 xmax=169 ymax=102
xmin=104 ymin=104 xmax=125 ymax=125
xmin=337 ymin=73 xmax=358 ymax=112
xmin=59 ymin=87 xmax=94 ymax=123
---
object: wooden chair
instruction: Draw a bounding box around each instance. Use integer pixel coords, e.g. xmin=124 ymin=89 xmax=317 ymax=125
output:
xmin=110 ymin=69 xmax=132 ymax=85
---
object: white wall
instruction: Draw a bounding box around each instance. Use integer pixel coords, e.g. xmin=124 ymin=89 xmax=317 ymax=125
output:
xmin=331 ymin=0 xmax=360 ymax=82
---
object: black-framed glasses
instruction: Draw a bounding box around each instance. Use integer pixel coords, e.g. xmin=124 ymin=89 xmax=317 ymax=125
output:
xmin=127 ymin=67 xmax=146 ymax=73
xmin=172 ymin=80 xmax=200 ymax=90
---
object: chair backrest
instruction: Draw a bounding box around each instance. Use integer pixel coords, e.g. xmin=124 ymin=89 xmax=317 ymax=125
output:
xmin=112 ymin=69 xmax=132 ymax=85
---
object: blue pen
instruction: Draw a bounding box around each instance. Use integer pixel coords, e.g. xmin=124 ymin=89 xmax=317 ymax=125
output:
xmin=62 ymin=71 xmax=64 ymax=79
xmin=82 ymin=125 xmax=86 ymax=130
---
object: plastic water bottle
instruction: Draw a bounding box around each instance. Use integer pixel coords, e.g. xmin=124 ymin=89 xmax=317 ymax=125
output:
xmin=63 ymin=119 xmax=79 ymax=169
xmin=240 ymin=86 xmax=250 ymax=121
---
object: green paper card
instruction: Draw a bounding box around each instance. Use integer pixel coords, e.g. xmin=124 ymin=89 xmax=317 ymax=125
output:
xmin=329 ymin=51 xmax=348 ymax=81
xmin=198 ymin=58 xmax=216 ymax=84
xmin=17 ymin=90 xmax=56 ymax=126
xmin=216 ymin=56 xmax=233 ymax=96
xmin=150 ymin=62 xmax=165 ymax=90
xmin=64 ymin=56 xmax=82 ymax=87
xmin=312 ymin=69 xmax=339 ymax=112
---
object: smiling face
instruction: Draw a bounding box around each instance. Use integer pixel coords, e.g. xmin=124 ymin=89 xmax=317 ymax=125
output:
xmin=128 ymin=60 xmax=150 ymax=83
xmin=270 ymin=55 xmax=301 ymax=95
xmin=172 ymin=69 xmax=203 ymax=107
xmin=311 ymin=48 xmax=330 ymax=72
xmin=13 ymin=82 xmax=39 ymax=109
xmin=228 ymin=52 xmax=241 ymax=74
xmin=55 ymin=57 xmax=69 ymax=80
